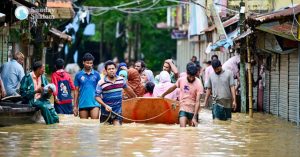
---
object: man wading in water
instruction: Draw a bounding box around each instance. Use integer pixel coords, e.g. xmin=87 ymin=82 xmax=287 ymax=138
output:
xmin=95 ymin=60 xmax=136 ymax=125
xmin=73 ymin=53 xmax=101 ymax=119
xmin=161 ymin=62 xmax=204 ymax=127
xmin=204 ymin=59 xmax=237 ymax=120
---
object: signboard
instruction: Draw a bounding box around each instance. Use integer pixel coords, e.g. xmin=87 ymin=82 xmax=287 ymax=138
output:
xmin=171 ymin=29 xmax=188 ymax=39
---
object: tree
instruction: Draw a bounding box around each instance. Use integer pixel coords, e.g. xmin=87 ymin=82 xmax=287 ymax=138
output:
xmin=70 ymin=0 xmax=176 ymax=71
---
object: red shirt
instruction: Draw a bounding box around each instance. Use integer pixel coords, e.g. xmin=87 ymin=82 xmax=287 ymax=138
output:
xmin=51 ymin=69 xmax=75 ymax=104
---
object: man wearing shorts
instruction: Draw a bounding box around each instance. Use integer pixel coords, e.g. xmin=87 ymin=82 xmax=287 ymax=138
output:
xmin=74 ymin=53 xmax=101 ymax=119
xmin=161 ymin=62 xmax=204 ymax=127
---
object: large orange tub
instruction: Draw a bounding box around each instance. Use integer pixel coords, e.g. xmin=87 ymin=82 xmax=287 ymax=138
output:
xmin=122 ymin=97 xmax=179 ymax=124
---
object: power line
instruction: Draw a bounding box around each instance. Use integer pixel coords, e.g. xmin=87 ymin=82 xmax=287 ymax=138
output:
xmin=73 ymin=0 xmax=242 ymax=17
xmin=117 ymin=0 xmax=161 ymax=14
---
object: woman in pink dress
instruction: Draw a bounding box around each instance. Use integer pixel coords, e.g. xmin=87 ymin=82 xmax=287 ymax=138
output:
xmin=153 ymin=71 xmax=178 ymax=100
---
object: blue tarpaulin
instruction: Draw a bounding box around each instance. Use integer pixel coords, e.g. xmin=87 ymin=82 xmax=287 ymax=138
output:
xmin=210 ymin=38 xmax=233 ymax=50
xmin=83 ymin=23 xmax=95 ymax=36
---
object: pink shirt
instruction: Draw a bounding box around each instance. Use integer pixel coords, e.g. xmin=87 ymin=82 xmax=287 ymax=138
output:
xmin=222 ymin=55 xmax=240 ymax=78
xmin=204 ymin=65 xmax=214 ymax=85
xmin=176 ymin=77 xmax=204 ymax=113
xmin=153 ymin=71 xmax=178 ymax=100
xmin=31 ymin=72 xmax=42 ymax=100
xmin=143 ymin=92 xmax=153 ymax=97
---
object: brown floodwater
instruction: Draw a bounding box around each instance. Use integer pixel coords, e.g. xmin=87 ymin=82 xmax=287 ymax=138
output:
xmin=0 ymin=109 xmax=299 ymax=157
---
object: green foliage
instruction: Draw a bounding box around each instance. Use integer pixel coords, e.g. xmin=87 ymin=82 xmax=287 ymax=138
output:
xmin=9 ymin=28 xmax=21 ymax=42
xmin=80 ymin=0 xmax=176 ymax=72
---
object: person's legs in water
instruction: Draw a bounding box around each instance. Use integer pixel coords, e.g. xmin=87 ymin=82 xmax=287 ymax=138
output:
xmin=54 ymin=103 xmax=73 ymax=114
xmin=79 ymin=108 xmax=90 ymax=119
xmin=89 ymin=107 xmax=100 ymax=119
xmin=112 ymin=119 xmax=121 ymax=126
xmin=100 ymin=112 xmax=122 ymax=125
xmin=179 ymin=116 xmax=188 ymax=127
xmin=188 ymin=114 xmax=199 ymax=126
xmin=179 ymin=111 xmax=189 ymax=127
xmin=179 ymin=111 xmax=195 ymax=127
xmin=112 ymin=113 xmax=122 ymax=126
xmin=212 ymin=103 xmax=230 ymax=120
xmin=49 ymin=108 xmax=59 ymax=123
xmin=34 ymin=100 xmax=59 ymax=124
xmin=100 ymin=114 xmax=111 ymax=123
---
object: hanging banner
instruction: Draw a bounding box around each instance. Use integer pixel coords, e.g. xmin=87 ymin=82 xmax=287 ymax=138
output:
xmin=189 ymin=0 xmax=208 ymax=36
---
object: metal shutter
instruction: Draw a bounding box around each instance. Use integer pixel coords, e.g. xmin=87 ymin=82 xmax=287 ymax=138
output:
xmin=177 ymin=40 xmax=193 ymax=73
xmin=279 ymin=54 xmax=289 ymax=119
xmin=270 ymin=54 xmax=280 ymax=115
xmin=288 ymin=50 xmax=299 ymax=123
xmin=253 ymin=65 xmax=258 ymax=110
xmin=264 ymin=70 xmax=270 ymax=113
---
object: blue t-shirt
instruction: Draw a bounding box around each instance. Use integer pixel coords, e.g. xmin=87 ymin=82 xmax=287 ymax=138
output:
xmin=74 ymin=69 xmax=101 ymax=109
xmin=0 ymin=60 xmax=25 ymax=96
xmin=95 ymin=76 xmax=127 ymax=116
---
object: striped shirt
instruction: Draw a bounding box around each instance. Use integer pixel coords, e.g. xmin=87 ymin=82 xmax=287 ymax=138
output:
xmin=95 ymin=76 xmax=127 ymax=116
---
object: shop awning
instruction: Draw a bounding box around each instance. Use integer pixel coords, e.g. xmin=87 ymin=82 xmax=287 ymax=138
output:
xmin=249 ymin=5 xmax=300 ymax=22
xmin=256 ymin=21 xmax=299 ymax=41
xmin=46 ymin=0 xmax=75 ymax=19
xmin=256 ymin=27 xmax=298 ymax=54
xmin=201 ymin=15 xmax=239 ymax=33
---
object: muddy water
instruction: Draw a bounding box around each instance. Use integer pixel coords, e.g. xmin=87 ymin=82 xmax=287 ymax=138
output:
xmin=0 ymin=109 xmax=299 ymax=157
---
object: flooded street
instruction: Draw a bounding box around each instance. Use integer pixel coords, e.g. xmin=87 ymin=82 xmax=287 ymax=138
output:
xmin=0 ymin=109 xmax=299 ymax=157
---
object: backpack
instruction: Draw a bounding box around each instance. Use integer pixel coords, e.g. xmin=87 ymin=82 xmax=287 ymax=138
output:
xmin=57 ymin=80 xmax=72 ymax=104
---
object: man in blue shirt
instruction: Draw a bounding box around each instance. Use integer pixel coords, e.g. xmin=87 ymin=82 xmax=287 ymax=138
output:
xmin=96 ymin=60 xmax=136 ymax=125
xmin=0 ymin=52 xmax=25 ymax=96
xmin=74 ymin=53 xmax=101 ymax=119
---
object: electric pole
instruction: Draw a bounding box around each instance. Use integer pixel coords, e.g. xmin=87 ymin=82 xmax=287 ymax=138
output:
xmin=239 ymin=0 xmax=247 ymax=113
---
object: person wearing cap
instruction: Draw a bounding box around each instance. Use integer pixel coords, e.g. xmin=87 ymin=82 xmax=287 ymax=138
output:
xmin=161 ymin=62 xmax=204 ymax=127
xmin=20 ymin=61 xmax=59 ymax=124
xmin=204 ymin=59 xmax=237 ymax=121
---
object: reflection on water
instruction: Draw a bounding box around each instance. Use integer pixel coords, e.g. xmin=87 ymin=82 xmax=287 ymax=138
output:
xmin=0 ymin=109 xmax=300 ymax=157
